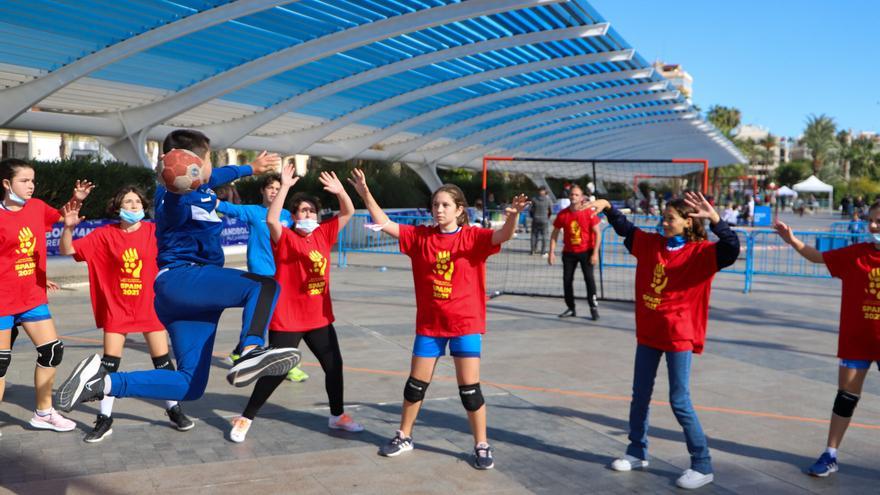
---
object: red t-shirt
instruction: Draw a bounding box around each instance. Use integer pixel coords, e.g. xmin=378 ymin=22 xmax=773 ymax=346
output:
xmin=632 ymin=229 xmax=718 ymax=354
xmin=0 ymin=199 xmax=59 ymax=315
xmin=398 ymin=224 xmax=501 ymax=337
xmin=553 ymin=207 xmax=600 ymax=253
xmin=270 ymin=217 xmax=339 ymax=332
xmin=823 ymin=242 xmax=880 ymax=360
xmin=72 ymin=222 xmax=164 ymax=333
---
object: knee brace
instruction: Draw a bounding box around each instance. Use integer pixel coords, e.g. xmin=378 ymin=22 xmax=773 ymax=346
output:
xmin=0 ymin=349 xmax=11 ymax=378
xmin=459 ymin=383 xmax=485 ymax=412
xmin=101 ymin=355 xmax=121 ymax=373
xmin=833 ymin=389 xmax=860 ymax=418
xmin=35 ymin=340 xmax=63 ymax=368
xmin=403 ymin=376 xmax=430 ymax=403
xmin=152 ymin=354 xmax=175 ymax=371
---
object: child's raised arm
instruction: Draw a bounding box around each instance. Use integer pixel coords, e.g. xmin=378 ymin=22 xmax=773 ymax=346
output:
xmin=347 ymin=168 xmax=399 ymax=239
xmin=492 ymin=194 xmax=529 ymax=245
xmin=267 ymin=163 xmax=299 ymax=243
xmin=774 ymin=220 xmax=824 ymax=264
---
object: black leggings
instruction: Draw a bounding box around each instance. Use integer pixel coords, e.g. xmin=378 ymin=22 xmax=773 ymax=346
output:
xmin=242 ymin=325 xmax=344 ymax=419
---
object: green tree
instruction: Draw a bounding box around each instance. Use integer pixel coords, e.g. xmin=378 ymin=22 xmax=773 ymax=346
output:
xmin=706 ymin=105 xmax=741 ymax=139
xmin=759 ymin=133 xmax=776 ymax=168
xmin=836 ymin=130 xmax=851 ymax=179
xmin=848 ymin=136 xmax=878 ymax=179
xmin=801 ymin=114 xmax=838 ymax=175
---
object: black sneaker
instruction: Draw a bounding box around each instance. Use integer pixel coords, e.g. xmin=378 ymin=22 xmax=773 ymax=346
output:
xmin=378 ymin=430 xmax=413 ymax=457
xmin=83 ymin=414 xmax=113 ymax=443
xmin=558 ymin=308 xmax=576 ymax=318
xmin=226 ymin=347 xmax=301 ymax=387
xmin=590 ymin=307 xmax=600 ymax=321
xmin=56 ymin=354 xmax=106 ymax=412
xmin=166 ymin=404 xmax=195 ymax=431
xmin=473 ymin=443 xmax=495 ymax=470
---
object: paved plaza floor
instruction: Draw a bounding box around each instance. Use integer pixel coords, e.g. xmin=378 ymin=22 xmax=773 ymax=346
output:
xmin=1 ymin=211 xmax=878 ymax=494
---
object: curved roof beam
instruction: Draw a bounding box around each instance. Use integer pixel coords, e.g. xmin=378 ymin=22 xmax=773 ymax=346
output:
xmin=0 ymin=0 xmax=291 ymax=126
xmin=516 ymin=113 xmax=693 ymax=155
xmin=589 ymin=134 xmax=717 ymax=159
xmin=287 ymin=50 xmax=634 ymax=152
xmin=419 ymin=92 xmax=680 ymax=162
xmin=109 ymin=0 xmax=567 ymax=136
xmin=448 ymin=108 xmax=691 ymax=164
xmin=346 ymin=72 xmax=659 ymax=160
xmin=568 ymin=128 xmax=711 ymax=158
xmin=538 ymin=116 xmax=697 ymax=157
xmin=200 ymin=23 xmax=610 ymax=147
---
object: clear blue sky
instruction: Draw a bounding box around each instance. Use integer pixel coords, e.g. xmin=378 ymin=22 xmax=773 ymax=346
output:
xmin=589 ymin=0 xmax=879 ymax=138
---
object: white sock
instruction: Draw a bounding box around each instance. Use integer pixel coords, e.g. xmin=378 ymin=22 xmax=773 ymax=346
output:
xmin=35 ymin=407 xmax=53 ymax=417
xmin=825 ymin=447 xmax=838 ymax=458
xmin=100 ymin=396 xmax=115 ymax=416
xmin=103 ymin=375 xmax=112 ymax=395
xmin=165 ymin=400 xmax=177 ymax=410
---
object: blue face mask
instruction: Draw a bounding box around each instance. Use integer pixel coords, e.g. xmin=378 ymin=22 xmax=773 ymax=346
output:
xmin=5 ymin=188 xmax=27 ymax=206
xmin=119 ymin=209 xmax=145 ymax=223
xmin=872 ymin=232 xmax=880 ymax=244
xmin=296 ymin=218 xmax=319 ymax=233
xmin=667 ymin=235 xmax=687 ymax=249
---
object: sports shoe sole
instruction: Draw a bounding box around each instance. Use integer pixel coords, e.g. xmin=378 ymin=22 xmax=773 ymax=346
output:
xmin=808 ymin=466 xmax=838 ymax=477
xmin=473 ymin=459 xmax=495 ymax=470
xmin=84 ymin=428 xmax=113 ymax=443
xmin=170 ymin=420 xmax=195 ymax=432
xmin=28 ymin=418 xmax=76 ymax=432
xmin=56 ymin=354 xmax=103 ymax=412
xmin=226 ymin=348 xmax=301 ymax=387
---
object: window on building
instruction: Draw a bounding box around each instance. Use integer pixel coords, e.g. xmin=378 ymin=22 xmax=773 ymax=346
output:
xmin=1 ymin=141 xmax=28 ymax=159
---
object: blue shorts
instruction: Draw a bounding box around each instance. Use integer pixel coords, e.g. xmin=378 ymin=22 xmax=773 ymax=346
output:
xmin=412 ymin=334 xmax=481 ymax=358
xmin=840 ymin=359 xmax=880 ymax=371
xmin=0 ymin=304 xmax=52 ymax=330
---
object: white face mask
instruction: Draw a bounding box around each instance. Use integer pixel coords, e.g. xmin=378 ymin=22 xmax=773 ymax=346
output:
xmin=872 ymin=232 xmax=880 ymax=244
xmin=5 ymin=188 xmax=27 ymax=205
xmin=296 ymin=218 xmax=319 ymax=233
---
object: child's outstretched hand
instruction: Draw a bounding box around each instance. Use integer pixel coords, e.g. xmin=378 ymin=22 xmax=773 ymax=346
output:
xmin=62 ymin=202 xmax=84 ymax=228
xmin=683 ymin=191 xmax=720 ymax=223
xmin=506 ymin=194 xmax=530 ymax=214
xmin=319 ymin=171 xmax=345 ymax=195
xmin=774 ymin=220 xmax=795 ymax=244
xmin=251 ymin=151 xmax=281 ymax=175
xmin=346 ymin=168 xmax=369 ymax=197
xmin=585 ymin=199 xmax=610 ymax=212
xmin=73 ymin=180 xmax=95 ymax=202
xmin=279 ymin=163 xmax=300 ymax=188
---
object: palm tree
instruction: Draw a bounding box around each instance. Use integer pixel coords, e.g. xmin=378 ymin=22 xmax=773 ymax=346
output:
xmin=836 ymin=130 xmax=851 ymax=180
xmin=801 ymin=114 xmax=838 ymax=175
xmin=759 ymin=133 xmax=776 ymax=171
xmin=706 ymin=105 xmax=741 ymax=139
xmin=848 ymin=136 xmax=878 ymax=179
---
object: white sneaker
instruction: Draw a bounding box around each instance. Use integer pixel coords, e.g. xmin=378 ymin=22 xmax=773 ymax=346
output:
xmin=675 ymin=469 xmax=714 ymax=489
xmin=610 ymin=455 xmax=649 ymax=472
xmin=328 ymin=413 xmax=364 ymax=432
xmin=229 ymin=416 xmax=252 ymax=443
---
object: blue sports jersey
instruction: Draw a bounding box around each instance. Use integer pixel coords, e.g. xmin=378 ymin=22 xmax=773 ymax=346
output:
xmin=216 ymin=202 xmax=292 ymax=276
xmin=155 ymin=165 xmax=252 ymax=269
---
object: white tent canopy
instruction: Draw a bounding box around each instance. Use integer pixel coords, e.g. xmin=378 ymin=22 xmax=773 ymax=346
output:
xmin=776 ymin=185 xmax=797 ymax=197
xmin=793 ymin=175 xmax=833 ymax=212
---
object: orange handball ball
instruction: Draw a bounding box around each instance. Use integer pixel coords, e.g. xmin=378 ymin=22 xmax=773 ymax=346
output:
xmin=158 ymin=149 xmax=206 ymax=194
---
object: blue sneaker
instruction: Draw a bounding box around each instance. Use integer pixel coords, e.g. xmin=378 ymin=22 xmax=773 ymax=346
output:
xmin=807 ymin=452 xmax=838 ymax=477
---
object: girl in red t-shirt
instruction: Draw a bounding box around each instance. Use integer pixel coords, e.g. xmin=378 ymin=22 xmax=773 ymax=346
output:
xmin=775 ymin=201 xmax=880 ymax=478
xmin=228 ymin=165 xmax=360 ymax=442
xmin=59 ymin=186 xmax=194 ymax=442
xmin=587 ymin=192 xmax=739 ymax=490
xmin=349 ymin=168 xmax=528 ymax=470
xmin=0 ymin=158 xmax=92 ymax=433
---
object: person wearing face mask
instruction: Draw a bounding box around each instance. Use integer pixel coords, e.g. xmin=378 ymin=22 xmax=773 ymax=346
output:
xmin=0 ymin=158 xmax=93 ymax=433
xmin=59 ymin=186 xmax=194 ymax=442
xmin=229 ymin=166 xmax=360 ymax=442
xmin=586 ymin=192 xmax=740 ymax=490
xmin=775 ymin=202 xmax=880 ymax=478
xmin=215 ymin=174 xmax=309 ymax=383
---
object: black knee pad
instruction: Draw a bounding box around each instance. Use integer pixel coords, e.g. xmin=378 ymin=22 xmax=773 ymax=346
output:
xmin=459 ymin=383 xmax=485 ymax=412
xmin=403 ymin=376 xmax=430 ymax=403
xmin=35 ymin=340 xmax=63 ymax=368
xmin=101 ymin=355 xmax=121 ymax=373
xmin=152 ymin=354 xmax=175 ymax=371
xmin=0 ymin=349 xmax=10 ymax=378
xmin=833 ymin=389 xmax=860 ymax=418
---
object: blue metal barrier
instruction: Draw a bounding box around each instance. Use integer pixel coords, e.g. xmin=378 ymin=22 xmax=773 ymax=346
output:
xmin=337 ymin=213 xmax=434 ymax=267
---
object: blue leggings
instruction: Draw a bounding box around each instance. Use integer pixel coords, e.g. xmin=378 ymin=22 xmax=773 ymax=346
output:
xmin=109 ymin=265 xmax=279 ymax=401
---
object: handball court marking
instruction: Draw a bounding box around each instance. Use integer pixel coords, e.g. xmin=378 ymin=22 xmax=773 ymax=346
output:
xmin=60 ymin=334 xmax=880 ymax=431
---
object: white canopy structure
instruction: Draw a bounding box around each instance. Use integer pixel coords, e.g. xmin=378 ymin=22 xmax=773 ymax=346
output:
xmin=0 ymin=0 xmax=745 ymax=189
xmin=793 ymin=175 xmax=833 ymax=213
xmin=775 ymin=185 xmax=797 ymax=197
